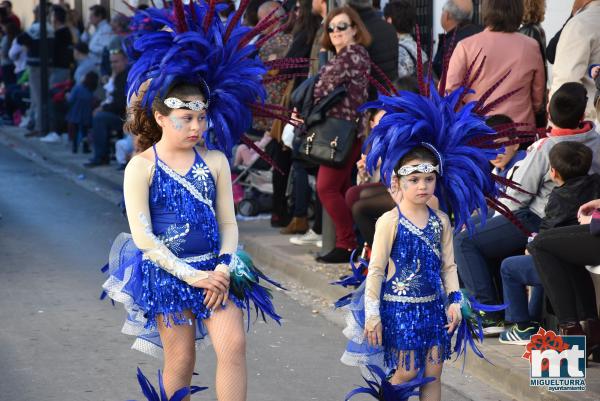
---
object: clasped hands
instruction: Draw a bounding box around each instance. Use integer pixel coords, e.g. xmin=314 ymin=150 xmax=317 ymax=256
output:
xmin=364 ymin=304 xmax=462 ymax=347
xmin=190 ymin=267 xmax=230 ymax=310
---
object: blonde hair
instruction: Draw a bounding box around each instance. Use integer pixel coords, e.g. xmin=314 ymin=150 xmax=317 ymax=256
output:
xmin=522 ymin=0 xmax=545 ymax=25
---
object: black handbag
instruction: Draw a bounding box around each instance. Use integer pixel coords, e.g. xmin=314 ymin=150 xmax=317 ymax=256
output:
xmin=298 ymin=117 xmax=358 ymax=167
xmin=293 ymin=85 xmax=358 ymax=167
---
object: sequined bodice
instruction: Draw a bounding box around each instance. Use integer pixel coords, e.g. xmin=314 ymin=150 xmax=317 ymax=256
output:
xmin=149 ymin=147 xmax=219 ymax=257
xmin=382 ymin=209 xmax=443 ymax=300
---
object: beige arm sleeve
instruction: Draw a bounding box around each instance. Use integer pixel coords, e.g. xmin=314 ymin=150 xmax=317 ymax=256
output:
xmin=124 ymin=156 xmax=209 ymax=285
xmin=204 ymin=150 xmax=238 ymax=275
xmin=435 ymin=210 xmax=460 ymax=295
xmin=364 ymin=209 xmax=398 ymax=331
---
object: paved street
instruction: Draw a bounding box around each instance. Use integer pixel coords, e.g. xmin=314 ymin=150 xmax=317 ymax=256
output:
xmin=0 ymin=142 xmax=511 ymax=401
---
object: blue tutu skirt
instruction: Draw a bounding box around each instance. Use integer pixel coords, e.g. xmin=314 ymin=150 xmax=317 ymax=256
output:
xmin=102 ymin=233 xmax=282 ymax=358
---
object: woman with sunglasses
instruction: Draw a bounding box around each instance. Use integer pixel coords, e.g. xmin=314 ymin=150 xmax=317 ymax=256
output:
xmin=311 ymin=6 xmax=372 ymax=263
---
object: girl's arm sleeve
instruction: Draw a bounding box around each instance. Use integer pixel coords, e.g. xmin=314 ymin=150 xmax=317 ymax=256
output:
xmin=438 ymin=211 xmax=460 ymax=295
xmin=364 ymin=211 xmax=396 ymax=331
xmin=213 ymin=152 xmax=239 ymax=275
xmin=124 ymin=156 xmax=209 ymax=285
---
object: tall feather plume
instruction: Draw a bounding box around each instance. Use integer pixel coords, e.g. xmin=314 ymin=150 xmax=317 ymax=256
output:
xmin=256 ymin=19 xmax=291 ymax=49
xmin=224 ymin=0 xmax=250 ymax=42
xmin=188 ymin=0 xmax=197 ymax=24
xmin=415 ymin=24 xmax=425 ymax=96
xmin=238 ymin=7 xmax=282 ymax=49
xmin=477 ymin=87 xmax=523 ymax=115
xmin=367 ymin=75 xmax=391 ymax=97
xmin=202 ymin=0 xmax=216 ymax=32
xmin=473 ymin=69 xmax=512 ymax=113
xmin=370 ymin=60 xmax=398 ymax=95
xmin=455 ymin=49 xmax=483 ymax=105
xmin=438 ymin=29 xmax=457 ymax=95
xmin=425 ymin=35 xmax=434 ymax=97
xmin=172 ymin=0 xmax=188 ymax=32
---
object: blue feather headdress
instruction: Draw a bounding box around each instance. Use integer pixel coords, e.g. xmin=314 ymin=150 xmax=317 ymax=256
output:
xmin=362 ymin=30 xmax=539 ymax=234
xmin=125 ymin=0 xmax=302 ymax=160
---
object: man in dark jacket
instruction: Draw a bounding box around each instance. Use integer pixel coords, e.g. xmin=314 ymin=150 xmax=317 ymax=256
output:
xmin=85 ymin=49 xmax=129 ymax=167
xmin=433 ymin=0 xmax=482 ymax=78
xmin=344 ymin=0 xmax=398 ymax=97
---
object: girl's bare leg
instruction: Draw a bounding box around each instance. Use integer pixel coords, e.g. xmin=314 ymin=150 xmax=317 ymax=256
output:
xmin=157 ymin=310 xmax=197 ymax=401
xmin=390 ymin=351 xmax=418 ymax=384
xmin=204 ymin=301 xmax=247 ymax=401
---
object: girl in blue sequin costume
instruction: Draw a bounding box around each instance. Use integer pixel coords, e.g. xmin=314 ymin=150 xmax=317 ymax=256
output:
xmin=101 ymin=1 xmax=289 ymax=399
xmin=339 ymin=77 xmax=527 ymax=399
xmin=341 ymin=146 xmax=462 ymax=401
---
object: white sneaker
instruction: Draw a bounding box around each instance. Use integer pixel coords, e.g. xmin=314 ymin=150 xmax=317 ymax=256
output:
xmin=290 ymin=229 xmax=322 ymax=246
xmin=18 ymin=116 xmax=30 ymax=128
xmin=40 ymin=132 xmax=61 ymax=143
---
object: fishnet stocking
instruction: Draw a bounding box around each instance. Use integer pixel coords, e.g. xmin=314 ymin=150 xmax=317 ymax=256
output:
xmin=389 ymin=347 xmax=443 ymax=401
xmin=204 ymin=301 xmax=247 ymax=401
xmin=157 ymin=311 xmax=197 ymax=401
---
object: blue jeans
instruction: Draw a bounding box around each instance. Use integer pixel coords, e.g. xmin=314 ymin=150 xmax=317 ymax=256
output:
xmin=454 ymin=209 xmax=542 ymax=306
xmin=500 ymin=255 xmax=543 ymax=323
xmin=91 ymin=111 xmax=122 ymax=162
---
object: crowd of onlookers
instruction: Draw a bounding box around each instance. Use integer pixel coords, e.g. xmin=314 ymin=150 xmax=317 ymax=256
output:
xmin=2 ymin=0 xmax=600 ymax=346
xmin=0 ymin=1 xmax=135 ymax=169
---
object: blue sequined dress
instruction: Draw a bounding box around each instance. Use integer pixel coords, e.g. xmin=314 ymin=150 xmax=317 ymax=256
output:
xmin=341 ymin=207 xmax=451 ymax=372
xmin=102 ymin=146 xmax=281 ymax=357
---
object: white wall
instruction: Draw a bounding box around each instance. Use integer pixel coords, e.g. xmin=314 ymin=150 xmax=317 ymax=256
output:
xmin=431 ymin=0 xmax=572 ymax=54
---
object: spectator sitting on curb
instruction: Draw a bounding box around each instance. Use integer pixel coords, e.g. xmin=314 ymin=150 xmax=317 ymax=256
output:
xmin=454 ymin=82 xmax=600 ymax=333
xmin=499 ymin=141 xmax=600 ymax=345
xmin=73 ymin=42 xmax=96 ymax=85
xmin=67 ymin=71 xmax=98 ymax=154
xmin=84 ymin=49 xmax=129 ymax=168
xmin=115 ymin=133 xmax=135 ymax=171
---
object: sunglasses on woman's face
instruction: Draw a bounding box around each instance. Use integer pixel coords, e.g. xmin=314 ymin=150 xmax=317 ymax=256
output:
xmin=327 ymin=22 xmax=352 ymax=33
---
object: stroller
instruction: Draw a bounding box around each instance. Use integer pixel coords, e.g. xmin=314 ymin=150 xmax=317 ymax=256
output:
xmin=232 ymin=140 xmax=277 ymax=217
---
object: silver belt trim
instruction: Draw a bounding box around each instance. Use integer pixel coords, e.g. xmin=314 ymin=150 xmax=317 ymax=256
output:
xmin=383 ymin=293 xmax=437 ymax=303
xmin=182 ymin=253 xmax=218 ymax=263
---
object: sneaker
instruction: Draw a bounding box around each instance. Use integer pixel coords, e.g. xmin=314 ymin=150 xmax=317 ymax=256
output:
xmin=499 ymin=324 xmax=538 ymax=345
xmin=290 ymin=229 xmax=322 ymax=246
xmin=316 ymin=240 xmax=322 ymax=248
xmin=482 ymin=318 xmax=505 ymax=336
xmin=40 ymin=132 xmax=61 ymax=143
xmin=18 ymin=116 xmax=30 ymax=128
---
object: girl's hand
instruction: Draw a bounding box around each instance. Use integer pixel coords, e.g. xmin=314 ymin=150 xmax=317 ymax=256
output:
xmin=592 ymin=66 xmax=600 ymax=79
xmin=203 ymin=289 xmax=225 ymax=310
xmin=445 ymin=303 xmax=462 ymax=333
xmin=364 ymin=322 xmax=383 ymax=347
xmin=190 ymin=271 xmax=230 ymax=293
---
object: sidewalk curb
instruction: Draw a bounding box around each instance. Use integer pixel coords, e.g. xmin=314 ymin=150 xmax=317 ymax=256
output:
xmin=0 ymin=127 xmax=122 ymax=195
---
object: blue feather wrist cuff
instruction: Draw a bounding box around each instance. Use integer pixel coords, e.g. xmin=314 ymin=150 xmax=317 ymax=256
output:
xmin=448 ymin=291 xmax=462 ymax=305
xmin=218 ymin=253 xmax=232 ymax=267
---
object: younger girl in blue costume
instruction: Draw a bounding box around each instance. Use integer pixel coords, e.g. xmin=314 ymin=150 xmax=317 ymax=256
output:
xmin=102 ymin=1 xmax=292 ymax=400
xmin=340 ymin=75 xmax=529 ymax=399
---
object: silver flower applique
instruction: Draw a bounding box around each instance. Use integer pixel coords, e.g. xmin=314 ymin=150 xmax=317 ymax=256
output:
xmin=192 ymin=164 xmax=211 ymax=181
xmin=158 ymin=223 xmax=190 ymax=255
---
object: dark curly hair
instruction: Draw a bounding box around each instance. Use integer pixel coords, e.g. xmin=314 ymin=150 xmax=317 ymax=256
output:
xmin=125 ymin=83 xmax=207 ymax=151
